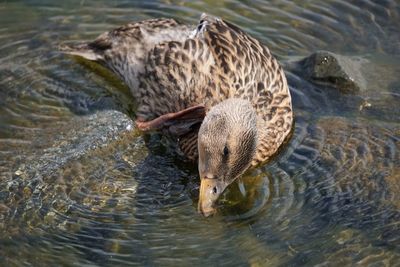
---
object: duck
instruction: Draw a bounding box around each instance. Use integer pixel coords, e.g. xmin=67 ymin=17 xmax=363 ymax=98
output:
xmin=60 ymin=13 xmax=293 ymax=216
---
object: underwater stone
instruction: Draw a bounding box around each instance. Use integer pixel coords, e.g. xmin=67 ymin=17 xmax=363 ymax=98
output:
xmin=20 ymin=110 xmax=134 ymax=180
xmin=285 ymin=51 xmax=367 ymax=93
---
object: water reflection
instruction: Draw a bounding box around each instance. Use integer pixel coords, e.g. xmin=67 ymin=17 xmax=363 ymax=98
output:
xmin=218 ymin=171 xmax=272 ymax=220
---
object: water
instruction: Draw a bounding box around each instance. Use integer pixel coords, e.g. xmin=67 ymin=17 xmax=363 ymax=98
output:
xmin=0 ymin=1 xmax=399 ymax=266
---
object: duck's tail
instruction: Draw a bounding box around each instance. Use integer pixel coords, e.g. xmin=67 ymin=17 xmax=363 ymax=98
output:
xmin=58 ymin=41 xmax=106 ymax=62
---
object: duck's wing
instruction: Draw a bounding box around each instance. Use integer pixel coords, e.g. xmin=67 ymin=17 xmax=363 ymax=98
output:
xmin=134 ymin=37 xmax=213 ymax=138
xmin=60 ymin=18 xmax=193 ymax=88
xmin=198 ymin=14 xmax=291 ymax=112
xmin=134 ymin=14 xmax=271 ymax=121
xmin=60 ymin=17 xmax=208 ymax=140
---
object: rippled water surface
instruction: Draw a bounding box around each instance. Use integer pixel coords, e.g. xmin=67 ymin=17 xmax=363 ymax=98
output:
xmin=1 ymin=1 xmax=399 ymax=266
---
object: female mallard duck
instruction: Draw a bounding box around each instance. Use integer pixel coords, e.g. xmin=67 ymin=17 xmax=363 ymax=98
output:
xmin=61 ymin=14 xmax=293 ymax=216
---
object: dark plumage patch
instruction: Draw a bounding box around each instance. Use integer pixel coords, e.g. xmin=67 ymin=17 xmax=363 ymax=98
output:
xmin=184 ymin=40 xmax=190 ymax=50
xmin=275 ymin=118 xmax=284 ymax=127
xmin=215 ymin=22 xmax=228 ymax=33
xmin=181 ymin=53 xmax=189 ymax=63
xmin=214 ymin=45 xmax=221 ymax=54
xmin=223 ymin=20 xmax=244 ymax=35
xmin=164 ymin=52 xmax=171 ymax=65
xmin=250 ymin=43 xmax=259 ymax=53
xmin=168 ymin=41 xmax=179 ymax=50
xmin=236 ymin=48 xmax=244 ymax=58
xmin=230 ymin=30 xmax=239 ymax=42
xmin=217 ymin=37 xmax=230 ymax=49
xmin=257 ymin=82 xmax=265 ymax=93
xmin=222 ymin=62 xmax=229 ymax=74
xmin=190 ymin=39 xmax=197 ymax=50
xmin=269 ymin=107 xmax=277 ymax=117
xmin=273 ymin=94 xmax=287 ymax=105
xmin=88 ymin=38 xmax=112 ymax=51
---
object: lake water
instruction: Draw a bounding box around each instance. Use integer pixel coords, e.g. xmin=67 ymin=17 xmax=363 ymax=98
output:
xmin=0 ymin=1 xmax=399 ymax=266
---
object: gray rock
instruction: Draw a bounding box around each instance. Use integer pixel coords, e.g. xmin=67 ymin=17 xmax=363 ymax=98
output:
xmin=15 ymin=110 xmax=134 ymax=180
xmin=1 ymin=109 xmax=138 ymax=234
xmin=285 ymin=51 xmax=367 ymax=93
xmin=283 ymin=51 xmax=400 ymax=122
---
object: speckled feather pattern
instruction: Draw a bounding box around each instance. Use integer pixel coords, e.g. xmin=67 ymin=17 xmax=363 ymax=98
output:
xmin=63 ymin=14 xmax=293 ymax=166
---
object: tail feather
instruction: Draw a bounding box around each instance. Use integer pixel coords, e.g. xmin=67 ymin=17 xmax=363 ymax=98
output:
xmin=58 ymin=42 xmax=104 ymax=61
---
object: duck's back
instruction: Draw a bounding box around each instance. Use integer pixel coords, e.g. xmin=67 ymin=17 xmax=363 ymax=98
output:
xmin=136 ymin=15 xmax=289 ymax=115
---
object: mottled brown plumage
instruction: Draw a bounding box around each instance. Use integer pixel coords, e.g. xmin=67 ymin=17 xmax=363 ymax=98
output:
xmin=60 ymin=14 xmax=293 ymax=216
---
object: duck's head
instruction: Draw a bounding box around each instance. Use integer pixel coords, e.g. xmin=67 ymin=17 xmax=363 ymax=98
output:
xmin=197 ymin=98 xmax=258 ymax=216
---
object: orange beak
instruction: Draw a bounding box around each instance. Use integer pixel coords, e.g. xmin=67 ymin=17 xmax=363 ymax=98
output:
xmin=198 ymin=178 xmax=227 ymax=217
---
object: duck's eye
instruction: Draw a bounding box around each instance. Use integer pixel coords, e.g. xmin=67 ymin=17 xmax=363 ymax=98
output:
xmin=223 ymin=145 xmax=229 ymax=157
xmin=212 ymin=186 xmax=218 ymax=194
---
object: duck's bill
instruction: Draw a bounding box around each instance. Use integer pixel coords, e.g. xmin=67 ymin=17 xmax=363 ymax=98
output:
xmin=198 ymin=178 xmax=228 ymax=217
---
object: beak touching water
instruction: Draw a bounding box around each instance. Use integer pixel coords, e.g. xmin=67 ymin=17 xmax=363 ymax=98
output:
xmin=198 ymin=178 xmax=228 ymax=217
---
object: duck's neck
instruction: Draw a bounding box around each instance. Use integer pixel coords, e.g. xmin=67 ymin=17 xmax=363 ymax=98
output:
xmin=251 ymin=92 xmax=293 ymax=166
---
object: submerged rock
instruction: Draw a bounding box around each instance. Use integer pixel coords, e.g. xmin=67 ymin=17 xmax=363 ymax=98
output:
xmin=284 ymin=51 xmax=400 ymax=123
xmin=285 ymin=51 xmax=367 ymax=93
xmin=21 ymin=110 xmax=134 ymax=178
xmin=0 ymin=110 xmax=136 ymax=233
